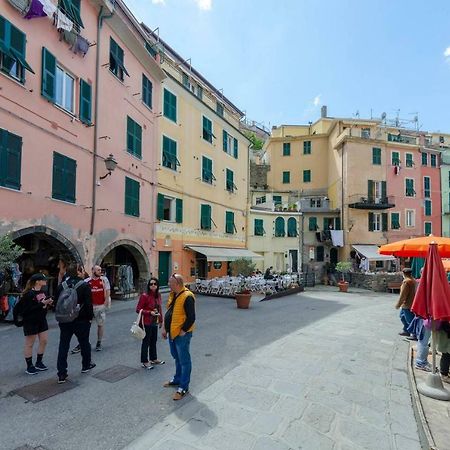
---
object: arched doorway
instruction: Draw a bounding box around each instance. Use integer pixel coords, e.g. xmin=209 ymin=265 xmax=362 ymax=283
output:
xmin=96 ymin=240 xmax=149 ymax=299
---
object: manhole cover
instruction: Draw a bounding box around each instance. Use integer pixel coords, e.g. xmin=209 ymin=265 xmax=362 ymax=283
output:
xmin=93 ymin=365 xmax=137 ymax=383
xmin=13 ymin=378 xmax=77 ymax=403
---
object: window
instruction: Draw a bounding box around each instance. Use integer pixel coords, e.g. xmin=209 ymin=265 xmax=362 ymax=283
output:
xmin=369 ymin=212 xmax=382 ymax=232
xmin=0 ymin=16 xmax=34 ymax=83
xmin=109 ymin=38 xmax=129 ymax=81
xmin=142 ymin=75 xmax=153 ymax=109
xmin=58 ymin=0 xmax=83 ymax=29
xmin=52 ymin=152 xmax=76 ymax=203
xmin=202 ymin=116 xmax=213 ymax=143
xmin=79 ymin=79 xmax=92 ymax=124
xmin=406 ymin=153 xmax=413 ymax=167
xmin=216 ymin=102 xmax=224 ymax=117
xmin=124 ymin=177 xmax=140 ymax=217
xmin=424 ymin=200 xmax=432 ymax=216
xmin=162 ymin=136 xmax=179 ymax=171
xmin=424 ymin=177 xmax=430 ymax=198
xmin=405 ymin=179 xmax=415 ymax=197
xmin=156 ymin=193 xmax=182 ymax=223
xmin=424 ymin=222 xmax=432 ymax=235
xmin=361 ymin=128 xmax=371 ymax=139
xmin=431 ymin=154 xmax=437 ymax=167
xmin=391 ymin=152 xmax=400 ymax=166
xmin=233 ymin=138 xmax=238 ymax=159
xmin=391 ymin=212 xmax=400 ymax=230
xmin=255 ymin=196 xmax=266 ymax=205
xmin=197 ymin=85 xmax=203 ymax=100
xmin=273 ymin=195 xmax=282 ymax=205
xmin=0 ymin=128 xmax=21 ymax=190
xmin=406 ymin=210 xmax=415 ymax=227
xmin=303 ymin=141 xmax=311 ymax=154
xmin=283 ymin=143 xmax=291 ymax=156
xmin=324 ymin=217 xmax=340 ymax=230
xmin=55 ymin=66 xmax=75 ymax=113
xmin=316 ymin=246 xmax=324 ymax=262
xmin=226 ymin=169 xmax=236 ymax=193
xmin=372 ymin=147 xmax=381 ymax=165
xmin=225 ymin=211 xmax=235 ymax=234
xmin=126 ymin=116 xmax=142 ymax=159
xmin=254 ymin=219 xmax=265 ymax=236
xmin=200 ymin=204 xmax=212 ymax=230
xmin=202 ymin=156 xmax=215 ymax=184
xmin=310 ymin=198 xmax=322 ymax=208
xmin=287 ymin=218 xmax=297 ymax=237
xmin=282 ymin=171 xmax=290 ymax=184
xmin=308 ymin=217 xmax=317 ymax=231
xmin=422 ymin=152 xmax=428 ymax=166
xmin=163 ymin=88 xmax=177 ymax=122
xmin=303 ymin=170 xmax=311 ymax=183
xmin=274 ymin=217 xmax=285 ymax=237
xmin=223 ymin=130 xmax=236 ymax=157
xmin=182 ymin=72 xmax=190 ymax=89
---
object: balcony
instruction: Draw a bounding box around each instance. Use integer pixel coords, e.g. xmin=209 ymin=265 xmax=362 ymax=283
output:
xmin=348 ymin=195 xmax=395 ymax=210
xmin=387 ymin=133 xmax=417 ymax=145
xmin=296 ymin=198 xmax=339 ymax=212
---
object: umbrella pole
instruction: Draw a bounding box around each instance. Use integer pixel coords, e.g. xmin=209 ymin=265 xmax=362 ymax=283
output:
xmin=417 ymin=318 xmax=450 ymax=401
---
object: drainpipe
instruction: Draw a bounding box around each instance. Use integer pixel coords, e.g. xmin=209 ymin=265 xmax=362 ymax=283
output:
xmin=246 ymin=142 xmax=252 ymax=248
xmin=90 ymin=6 xmax=114 ymax=236
xmin=341 ymin=142 xmax=345 ymax=252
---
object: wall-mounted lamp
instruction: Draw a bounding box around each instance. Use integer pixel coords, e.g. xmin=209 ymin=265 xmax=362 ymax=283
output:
xmin=99 ymin=154 xmax=118 ymax=180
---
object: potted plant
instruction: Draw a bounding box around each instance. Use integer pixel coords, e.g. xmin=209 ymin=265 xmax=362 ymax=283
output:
xmin=230 ymin=258 xmax=256 ymax=309
xmin=335 ymin=262 xmax=352 ymax=292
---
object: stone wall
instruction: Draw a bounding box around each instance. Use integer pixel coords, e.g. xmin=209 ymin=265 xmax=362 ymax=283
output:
xmin=350 ymin=272 xmax=403 ymax=292
xmin=250 ymin=162 xmax=270 ymax=188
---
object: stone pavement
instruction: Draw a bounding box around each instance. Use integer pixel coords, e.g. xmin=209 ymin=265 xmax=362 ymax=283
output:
xmin=126 ymin=287 xmax=422 ymax=450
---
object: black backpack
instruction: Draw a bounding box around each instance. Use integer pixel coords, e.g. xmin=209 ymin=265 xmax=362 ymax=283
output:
xmin=13 ymin=298 xmax=24 ymax=327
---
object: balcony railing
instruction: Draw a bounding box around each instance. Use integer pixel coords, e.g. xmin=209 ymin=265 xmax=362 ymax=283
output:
xmin=387 ymin=133 xmax=417 ymax=145
xmin=348 ymin=195 xmax=395 ymax=210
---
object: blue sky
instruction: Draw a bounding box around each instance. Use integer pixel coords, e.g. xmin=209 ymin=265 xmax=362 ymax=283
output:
xmin=127 ymin=0 xmax=450 ymax=132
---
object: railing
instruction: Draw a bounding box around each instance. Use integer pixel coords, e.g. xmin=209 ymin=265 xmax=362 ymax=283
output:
xmin=387 ymin=133 xmax=417 ymax=145
xmin=348 ymin=195 xmax=395 ymax=209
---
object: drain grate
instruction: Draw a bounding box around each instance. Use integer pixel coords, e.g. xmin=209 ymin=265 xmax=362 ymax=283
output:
xmin=93 ymin=365 xmax=137 ymax=383
xmin=13 ymin=378 xmax=77 ymax=403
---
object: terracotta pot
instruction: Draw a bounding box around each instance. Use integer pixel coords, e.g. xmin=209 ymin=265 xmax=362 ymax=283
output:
xmin=235 ymin=293 xmax=251 ymax=309
xmin=338 ymin=281 xmax=349 ymax=292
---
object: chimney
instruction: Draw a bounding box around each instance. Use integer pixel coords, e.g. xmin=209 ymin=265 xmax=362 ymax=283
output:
xmin=321 ymin=105 xmax=328 ymax=118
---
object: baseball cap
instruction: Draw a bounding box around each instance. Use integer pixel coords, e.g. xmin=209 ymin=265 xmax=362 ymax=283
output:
xmin=29 ymin=273 xmax=47 ymax=282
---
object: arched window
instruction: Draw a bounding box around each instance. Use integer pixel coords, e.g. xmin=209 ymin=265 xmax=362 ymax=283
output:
xmin=274 ymin=217 xmax=285 ymax=237
xmin=287 ymin=217 xmax=298 ymax=237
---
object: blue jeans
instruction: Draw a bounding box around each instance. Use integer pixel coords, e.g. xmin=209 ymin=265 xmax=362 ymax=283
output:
xmin=416 ymin=326 xmax=431 ymax=366
xmin=400 ymin=309 xmax=414 ymax=332
xmin=169 ymin=332 xmax=192 ymax=391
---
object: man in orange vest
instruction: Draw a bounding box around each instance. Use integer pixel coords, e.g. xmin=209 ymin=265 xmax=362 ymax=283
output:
xmin=162 ymin=274 xmax=196 ymax=401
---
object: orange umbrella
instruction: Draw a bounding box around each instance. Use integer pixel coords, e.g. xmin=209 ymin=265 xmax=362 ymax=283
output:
xmin=379 ymin=235 xmax=450 ymax=257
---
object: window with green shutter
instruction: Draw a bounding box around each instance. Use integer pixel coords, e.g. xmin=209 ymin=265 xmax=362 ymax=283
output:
xmin=372 ymin=147 xmax=381 ymax=165
xmin=202 ymin=156 xmax=215 ymax=184
xmin=287 ymin=217 xmax=297 ymax=237
xmin=406 ymin=153 xmax=413 ymax=167
xmin=142 ymin=74 xmax=152 ymax=109
xmin=126 ymin=116 xmax=142 ymax=159
xmin=424 ymin=222 xmax=432 ymax=235
xmin=424 ymin=177 xmax=430 ymax=198
xmin=431 ymin=154 xmax=437 ymax=167
xmin=226 ymin=168 xmax=236 ymax=193
xmin=58 ymin=0 xmax=83 ymax=29
xmin=0 ymin=16 xmax=34 ymax=83
xmin=79 ymin=79 xmax=92 ymax=124
xmin=282 ymin=171 xmax=290 ymax=184
xmin=422 ymin=152 xmax=428 ymax=166
xmin=124 ymin=177 xmax=140 ymax=217
xmin=223 ymin=130 xmax=228 ymax=152
xmin=316 ymin=246 xmax=324 ymax=262
xmin=283 ymin=143 xmax=290 ymax=156
xmin=109 ymin=38 xmax=129 ymax=81
xmin=274 ymin=217 xmax=285 ymax=237
xmin=216 ymin=102 xmax=224 ymax=117
xmin=41 ymin=47 xmax=56 ymax=101
xmin=424 ymin=200 xmax=432 ymax=216
xmin=162 ymin=135 xmax=180 ymax=171
xmin=405 ymin=179 xmax=415 ymax=197
xmin=392 ymin=151 xmax=400 ymax=166
xmin=254 ymin=219 xmax=264 ymax=236
xmin=303 ymin=170 xmax=311 ymax=183
xmin=0 ymin=128 xmax=22 ymax=190
xmin=225 ymin=211 xmax=235 ymax=234
xmin=273 ymin=195 xmax=282 ymax=205
xmin=163 ymin=88 xmax=177 ymax=122
xmin=202 ymin=116 xmax=213 ymax=143
xmin=391 ymin=212 xmax=400 ymax=229
xmin=200 ymin=204 xmax=212 ymax=230
xmin=233 ymin=138 xmax=238 ymax=159
xmin=52 ymin=152 xmax=76 ymax=203
xmin=182 ymin=72 xmax=190 ymax=89
xmin=175 ymin=198 xmax=183 ymax=223
xmin=157 ymin=193 xmax=164 ymax=220
xmin=303 ymin=141 xmax=311 ymax=154
xmin=309 ymin=217 xmax=317 ymax=231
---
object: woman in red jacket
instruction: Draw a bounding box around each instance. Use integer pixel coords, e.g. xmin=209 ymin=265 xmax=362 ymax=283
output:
xmin=136 ymin=277 xmax=165 ymax=368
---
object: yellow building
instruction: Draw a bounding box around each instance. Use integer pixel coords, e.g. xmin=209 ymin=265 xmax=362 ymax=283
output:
xmin=142 ymin=28 xmax=255 ymax=285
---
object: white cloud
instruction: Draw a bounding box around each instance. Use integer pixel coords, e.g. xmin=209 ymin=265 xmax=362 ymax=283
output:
xmin=313 ymin=94 xmax=321 ymax=107
xmin=193 ymin=0 xmax=212 ymax=10
xmin=152 ymin=0 xmax=166 ymax=4
xmin=444 ymin=47 xmax=450 ymax=61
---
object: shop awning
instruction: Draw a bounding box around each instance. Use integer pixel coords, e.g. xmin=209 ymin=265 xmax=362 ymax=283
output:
xmin=353 ymin=245 xmax=396 ymax=261
xmin=185 ymin=245 xmax=263 ymax=262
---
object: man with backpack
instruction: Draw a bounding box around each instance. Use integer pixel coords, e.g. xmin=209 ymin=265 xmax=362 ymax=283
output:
xmin=55 ymin=263 xmax=95 ymax=384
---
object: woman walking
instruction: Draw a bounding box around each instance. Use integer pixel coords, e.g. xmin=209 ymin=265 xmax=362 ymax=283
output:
xmin=18 ymin=273 xmax=53 ymax=375
xmin=136 ymin=278 xmax=164 ymax=369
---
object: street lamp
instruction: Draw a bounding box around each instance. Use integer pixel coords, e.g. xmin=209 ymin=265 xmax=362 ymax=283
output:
xmin=99 ymin=154 xmax=118 ymax=180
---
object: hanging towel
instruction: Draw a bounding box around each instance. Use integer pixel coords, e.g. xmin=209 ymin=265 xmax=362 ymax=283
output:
xmin=330 ymin=230 xmax=344 ymax=247
xmin=24 ymin=0 xmax=47 ymax=18
xmin=56 ymin=10 xmax=73 ymax=31
xmin=40 ymin=0 xmax=56 ymax=17
xmin=73 ymin=34 xmax=90 ymax=56
xmin=62 ymin=29 xmax=77 ymax=48
xmin=8 ymin=0 xmax=30 ymax=14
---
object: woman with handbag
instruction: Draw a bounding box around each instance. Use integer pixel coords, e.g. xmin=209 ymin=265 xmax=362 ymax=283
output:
xmin=136 ymin=277 xmax=165 ymax=369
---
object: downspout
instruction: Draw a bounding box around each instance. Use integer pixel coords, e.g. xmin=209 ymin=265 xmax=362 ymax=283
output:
xmin=246 ymin=142 xmax=252 ymax=248
xmin=341 ymin=142 xmax=345 ymax=250
xmin=90 ymin=6 xmax=114 ymax=235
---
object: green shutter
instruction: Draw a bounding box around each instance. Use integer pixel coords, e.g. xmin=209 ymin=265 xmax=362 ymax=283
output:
xmin=225 ymin=211 xmax=235 ymax=234
xmin=226 ymin=169 xmax=234 ymax=192
xmin=282 ymin=171 xmax=290 ymax=184
xmin=368 ymin=179 xmax=374 ymax=202
xmin=372 ymin=147 xmax=381 ymax=165
xmin=287 ymin=218 xmax=297 ymax=237
xmin=176 ymin=198 xmax=183 ymax=223
xmin=42 ymin=47 xmax=56 ymax=101
xmin=223 ymin=130 xmax=228 ymax=152
xmin=308 ymin=217 xmax=317 ymax=231
xmin=283 ymin=143 xmax=290 ymax=156
xmin=304 ymin=141 xmax=311 ymax=154
xmin=79 ymin=79 xmax=92 ymax=124
xmin=65 ymin=156 xmax=76 ymax=203
xmin=273 ymin=195 xmax=282 ymax=205
xmin=425 ymin=222 xmax=432 ymax=235
xmin=0 ymin=129 xmax=22 ymax=190
xmin=52 ymin=152 xmax=75 ymax=203
xmin=368 ymin=212 xmax=374 ymax=232
xmin=203 ymin=116 xmax=212 ymax=143
xmin=422 ymin=152 xmax=428 ymax=166
xmin=382 ymin=213 xmax=388 ymax=232
xmin=392 ymin=152 xmax=400 ymax=165
xmin=335 ymin=217 xmax=341 ymax=230
xmin=125 ymin=177 xmax=139 ymax=217
xmin=233 ymin=138 xmax=238 ymax=159
xmin=254 ymin=219 xmax=264 ymax=236
xmin=406 ymin=154 xmax=413 ymax=167
xmin=431 ymin=154 xmax=437 ymax=167
xmin=157 ymin=193 xmax=164 ymax=220
xmin=201 ymin=204 xmax=211 ymax=230
xmin=425 ymin=200 xmax=432 ymax=216
xmin=59 ymin=0 xmax=84 ymax=28
xmin=127 ymin=117 xmax=142 ymax=159
xmin=303 ymin=170 xmax=311 ymax=182
xmin=142 ymin=75 xmax=152 ymax=109
xmin=391 ymin=213 xmax=400 ymax=229
xmin=275 ymin=217 xmax=285 ymax=237
xmin=163 ymin=89 xmax=177 ymax=122
xmin=381 ymin=181 xmax=387 ymax=201
xmin=202 ymin=156 xmax=213 ymax=183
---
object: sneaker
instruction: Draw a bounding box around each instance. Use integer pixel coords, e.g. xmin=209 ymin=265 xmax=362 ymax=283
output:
xmin=399 ymin=332 xmax=410 ymax=336
xmin=95 ymin=343 xmax=102 ymax=352
xmin=163 ymin=380 xmax=179 ymax=388
xmin=151 ymin=360 xmax=165 ymax=365
xmin=26 ymin=366 xmax=38 ymax=375
xmin=58 ymin=374 xmax=68 ymax=384
xmin=35 ymin=361 xmax=48 ymax=371
xmin=173 ymin=388 xmax=188 ymax=401
xmin=81 ymin=363 xmax=96 ymax=373
xmin=406 ymin=335 xmax=418 ymax=341
xmin=71 ymin=345 xmax=81 ymax=354
xmin=141 ymin=363 xmax=154 ymax=370
xmin=415 ymin=363 xmax=432 ymax=372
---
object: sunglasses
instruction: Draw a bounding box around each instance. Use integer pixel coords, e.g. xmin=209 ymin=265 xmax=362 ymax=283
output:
xmin=149 ymin=282 xmax=157 ymax=286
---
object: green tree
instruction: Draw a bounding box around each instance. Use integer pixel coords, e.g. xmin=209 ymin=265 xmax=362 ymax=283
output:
xmin=230 ymin=258 xmax=256 ymax=277
xmin=0 ymin=234 xmax=24 ymax=271
xmin=243 ymin=131 xmax=264 ymax=150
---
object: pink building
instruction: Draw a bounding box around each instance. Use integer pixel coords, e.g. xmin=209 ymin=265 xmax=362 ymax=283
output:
xmin=0 ymin=0 xmax=165 ymax=297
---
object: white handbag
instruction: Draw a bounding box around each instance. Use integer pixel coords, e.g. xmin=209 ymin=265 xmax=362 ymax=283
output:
xmin=130 ymin=310 xmax=146 ymax=340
